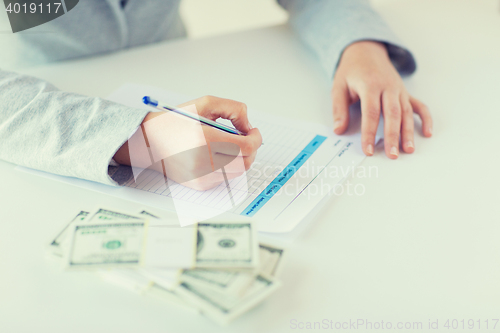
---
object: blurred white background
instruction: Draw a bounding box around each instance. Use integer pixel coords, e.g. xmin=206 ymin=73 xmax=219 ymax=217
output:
xmin=180 ymin=0 xmax=288 ymax=39
xmin=1 ymin=0 xmax=498 ymax=38
xmin=180 ymin=0 xmax=500 ymax=39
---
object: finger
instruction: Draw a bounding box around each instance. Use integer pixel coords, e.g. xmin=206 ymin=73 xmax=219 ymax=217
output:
xmin=360 ymin=91 xmax=381 ymax=156
xmin=331 ymin=82 xmax=350 ymax=134
xmin=180 ymin=95 xmax=252 ymax=134
xmin=382 ymin=90 xmax=402 ymax=159
xmin=209 ymin=139 xmax=257 ymax=172
xmin=209 ymin=127 xmax=262 ymax=157
xmin=212 ymin=154 xmax=247 ymax=173
xmin=410 ymin=96 xmax=433 ymax=137
xmin=209 ymin=141 xmax=241 ymax=157
xmin=400 ymin=94 xmax=415 ymax=154
xmin=243 ymin=153 xmax=256 ymax=170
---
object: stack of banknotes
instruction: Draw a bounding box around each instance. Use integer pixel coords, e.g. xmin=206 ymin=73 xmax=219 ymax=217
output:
xmin=47 ymin=208 xmax=285 ymax=325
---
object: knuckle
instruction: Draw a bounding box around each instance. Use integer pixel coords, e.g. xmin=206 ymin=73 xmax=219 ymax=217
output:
xmin=364 ymin=75 xmax=384 ymax=89
xmin=386 ymin=105 xmax=401 ymax=118
xmin=245 ymin=136 xmax=261 ymax=153
xmin=364 ymin=108 xmax=380 ymax=121
xmin=414 ymin=99 xmax=429 ymax=112
xmin=201 ymin=95 xmax=215 ymax=106
xmin=239 ymin=103 xmax=248 ymax=116
xmin=403 ymin=116 xmax=414 ymax=128
xmin=386 ymin=133 xmax=400 ymax=142
xmin=402 ymin=105 xmax=413 ymax=116
xmin=240 ymin=139 xmax=255 ymax=154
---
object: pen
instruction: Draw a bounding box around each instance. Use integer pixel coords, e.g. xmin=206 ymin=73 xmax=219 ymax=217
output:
xmin=143 ymin=96 xmax=245 ymax=136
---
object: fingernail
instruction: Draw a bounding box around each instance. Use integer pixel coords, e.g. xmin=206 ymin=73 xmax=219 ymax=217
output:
xmin=407 ymin=141 xmax=414 ymax=149
xmin=248 ymin=122 xmax=253 ymax=130
xmin=333 ymin=121 xmax=342 ymax=132
xmin=428 ymin=127 xmax=432 ymax=135
xmin=390 ymin=146 xmax=399 ymax=156
xmin=366 ymin=144 xmax=374 ymax=155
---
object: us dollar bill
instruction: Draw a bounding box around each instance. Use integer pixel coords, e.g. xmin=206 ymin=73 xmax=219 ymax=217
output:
xmin=139 ymin=210 xmax=160 ymax=219
xmin=89 ymin=208 xmax=145 ymax=222
xmin=47 ymin=211 xmax=89 ymax=257
xmin=195 ymin=223 xmax=259 ymax=269
xmin=66 ymin=220 xmax=148 ymax=269
xmin=58 ymin=211 xmax=259 ymax=271
xmin=179 ymin=269 xmax=253 ymax=298
xmin=180 ymin=244 xmax=285 ymax=297
xmin=174 ymin=274 xmax=281 ymax=325
xmin=50 ymin=208 xmax=283 ymax=325
xmin=258 ymin=243 xmax=285 ymax=278
xmin=49 ymin=208 xmax=145 ymax=258
xmin=137 ymin=216 xmax=259 ymax=270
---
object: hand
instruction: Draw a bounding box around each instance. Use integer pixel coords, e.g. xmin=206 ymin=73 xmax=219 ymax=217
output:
xmin=114 ymin=96 xmax=262 ymax=190
xmin=332 ymin=41 xmax=433 ymax=159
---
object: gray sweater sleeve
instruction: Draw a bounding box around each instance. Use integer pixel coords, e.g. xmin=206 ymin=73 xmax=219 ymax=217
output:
xmin=0 ymin=70 xmax=149 ymax=185
xmin=277 ymin=0 xmax=417 ymax=78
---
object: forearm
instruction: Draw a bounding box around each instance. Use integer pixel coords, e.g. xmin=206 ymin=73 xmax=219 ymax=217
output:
xmin=277 ymin=0 xmax=416 ymax=78
xmin=0 ymin=69 xmax=149 ymax=185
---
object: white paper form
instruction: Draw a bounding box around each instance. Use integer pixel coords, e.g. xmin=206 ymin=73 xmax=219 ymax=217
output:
xmin=17 ymin=84 xmax=368 ymax=234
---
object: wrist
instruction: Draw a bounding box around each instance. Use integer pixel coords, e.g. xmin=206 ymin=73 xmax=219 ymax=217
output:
xmin=343 ymin=41 xmax=388 ymax=58
xmin=337 ymin=40 xmax=397 ymax=75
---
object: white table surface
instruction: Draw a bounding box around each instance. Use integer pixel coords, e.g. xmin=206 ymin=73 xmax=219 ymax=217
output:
xmin=2 ymin=1 xmax=500 ymax=332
